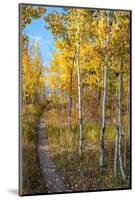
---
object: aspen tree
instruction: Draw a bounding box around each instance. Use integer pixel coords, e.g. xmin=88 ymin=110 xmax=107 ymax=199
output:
xmin=113 ymin=11 xmax=130 ymax=180
xmin=99 ymin=11 xmax=111 ymax=168
xmin=76 ymin=10 xmax=83 ymax=156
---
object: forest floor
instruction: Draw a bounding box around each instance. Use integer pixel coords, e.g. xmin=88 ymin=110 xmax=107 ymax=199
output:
xmin=37 ymin=111 xmax=72 ymax=193
xmin=37 ymin=109 xmax=130 ymax=193
xmin=44 ymin=109 xmax=130 ymax=192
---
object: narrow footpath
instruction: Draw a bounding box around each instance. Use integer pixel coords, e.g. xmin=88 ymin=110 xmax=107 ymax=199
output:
xmin=37 ymin=112 xmax=71 ymax=193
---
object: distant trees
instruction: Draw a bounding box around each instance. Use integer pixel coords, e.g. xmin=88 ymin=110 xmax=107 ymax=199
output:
xmin=21 ymin=4 xmax=46 ymax=107
xmin=22 ymin=39 xmax=45 ymax=106
xmin=21 ymin=4 xmax=46 ymax=104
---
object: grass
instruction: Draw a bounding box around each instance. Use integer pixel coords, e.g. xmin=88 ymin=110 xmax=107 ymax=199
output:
xmin=21 ymin=104 xmax=46 ymax=195
xmin=45 ymin=110 xmax=131 ymax=192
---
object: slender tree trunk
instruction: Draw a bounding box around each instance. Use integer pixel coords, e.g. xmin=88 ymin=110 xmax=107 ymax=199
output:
xmin=114 ymin=57 xmax=126 ymax=180
xmin=76 ymin=11 xmax=83 ymax=156
xmin=69 ymin=52 xmax=76 ymax=131
xmin=99 ymin=11 xmax=112 ymax=168
xmin=99 ymin=10 xmax=113 ymax=169
xmin=99 ymin=60 xmax=107 ymax=168
xmin=124 ymin=82 xmax=129 ymax=168
xmin=118 ymin=64 xmax=126 ymax=180
xmin=114 ymin=125 xmax=119 ymax=176
xmin=69 ymin=68 xmax=73 ymax=130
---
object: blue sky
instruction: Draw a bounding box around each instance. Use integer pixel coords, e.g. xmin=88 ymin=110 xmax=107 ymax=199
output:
xmin=23 ymin=6 xmax=63 ymax=67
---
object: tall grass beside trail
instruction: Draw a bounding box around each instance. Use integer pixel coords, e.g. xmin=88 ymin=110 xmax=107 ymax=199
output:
xmin=22 ymin=104 xmax=46 ymax=195
xmin=45 ymin=110 xmax=131 ymax=192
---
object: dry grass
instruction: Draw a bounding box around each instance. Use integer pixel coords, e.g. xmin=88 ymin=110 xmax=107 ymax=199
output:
xmin=45 ymin=109 xmax=131 ymax=192
xmin=22 ymin=104 xmax=46 ymax=195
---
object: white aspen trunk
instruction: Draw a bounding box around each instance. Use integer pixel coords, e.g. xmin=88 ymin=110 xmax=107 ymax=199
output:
xmin=99 ymin=61 xmax=107 ymax=168
xmin=76 ymin=11 xmax=83 ymax=156
xmin=68 ymin=52 xmax=76 ymax=131
xmin=114 ymin=125 xmax=119 ymax=176
xmin=124 ymin=83 xmax=129 ymax=168
xmin=117 ymin=59 xmax=126 ymax=180
xmin=99 ymin=11 xmax=111 ymax=168
xmin=69 ymin=70 xmax=72 ymax=131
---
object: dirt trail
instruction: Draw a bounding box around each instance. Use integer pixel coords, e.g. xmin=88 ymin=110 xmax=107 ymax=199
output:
xmin=37 ymin=112 xmax=71 ymax=193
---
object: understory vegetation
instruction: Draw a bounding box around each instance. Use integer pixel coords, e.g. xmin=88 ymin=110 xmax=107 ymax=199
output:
xmin=22 ymin=104 xmax=46 ymax=195
xmin=45 ymin=109 xmax=130 ymax=191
